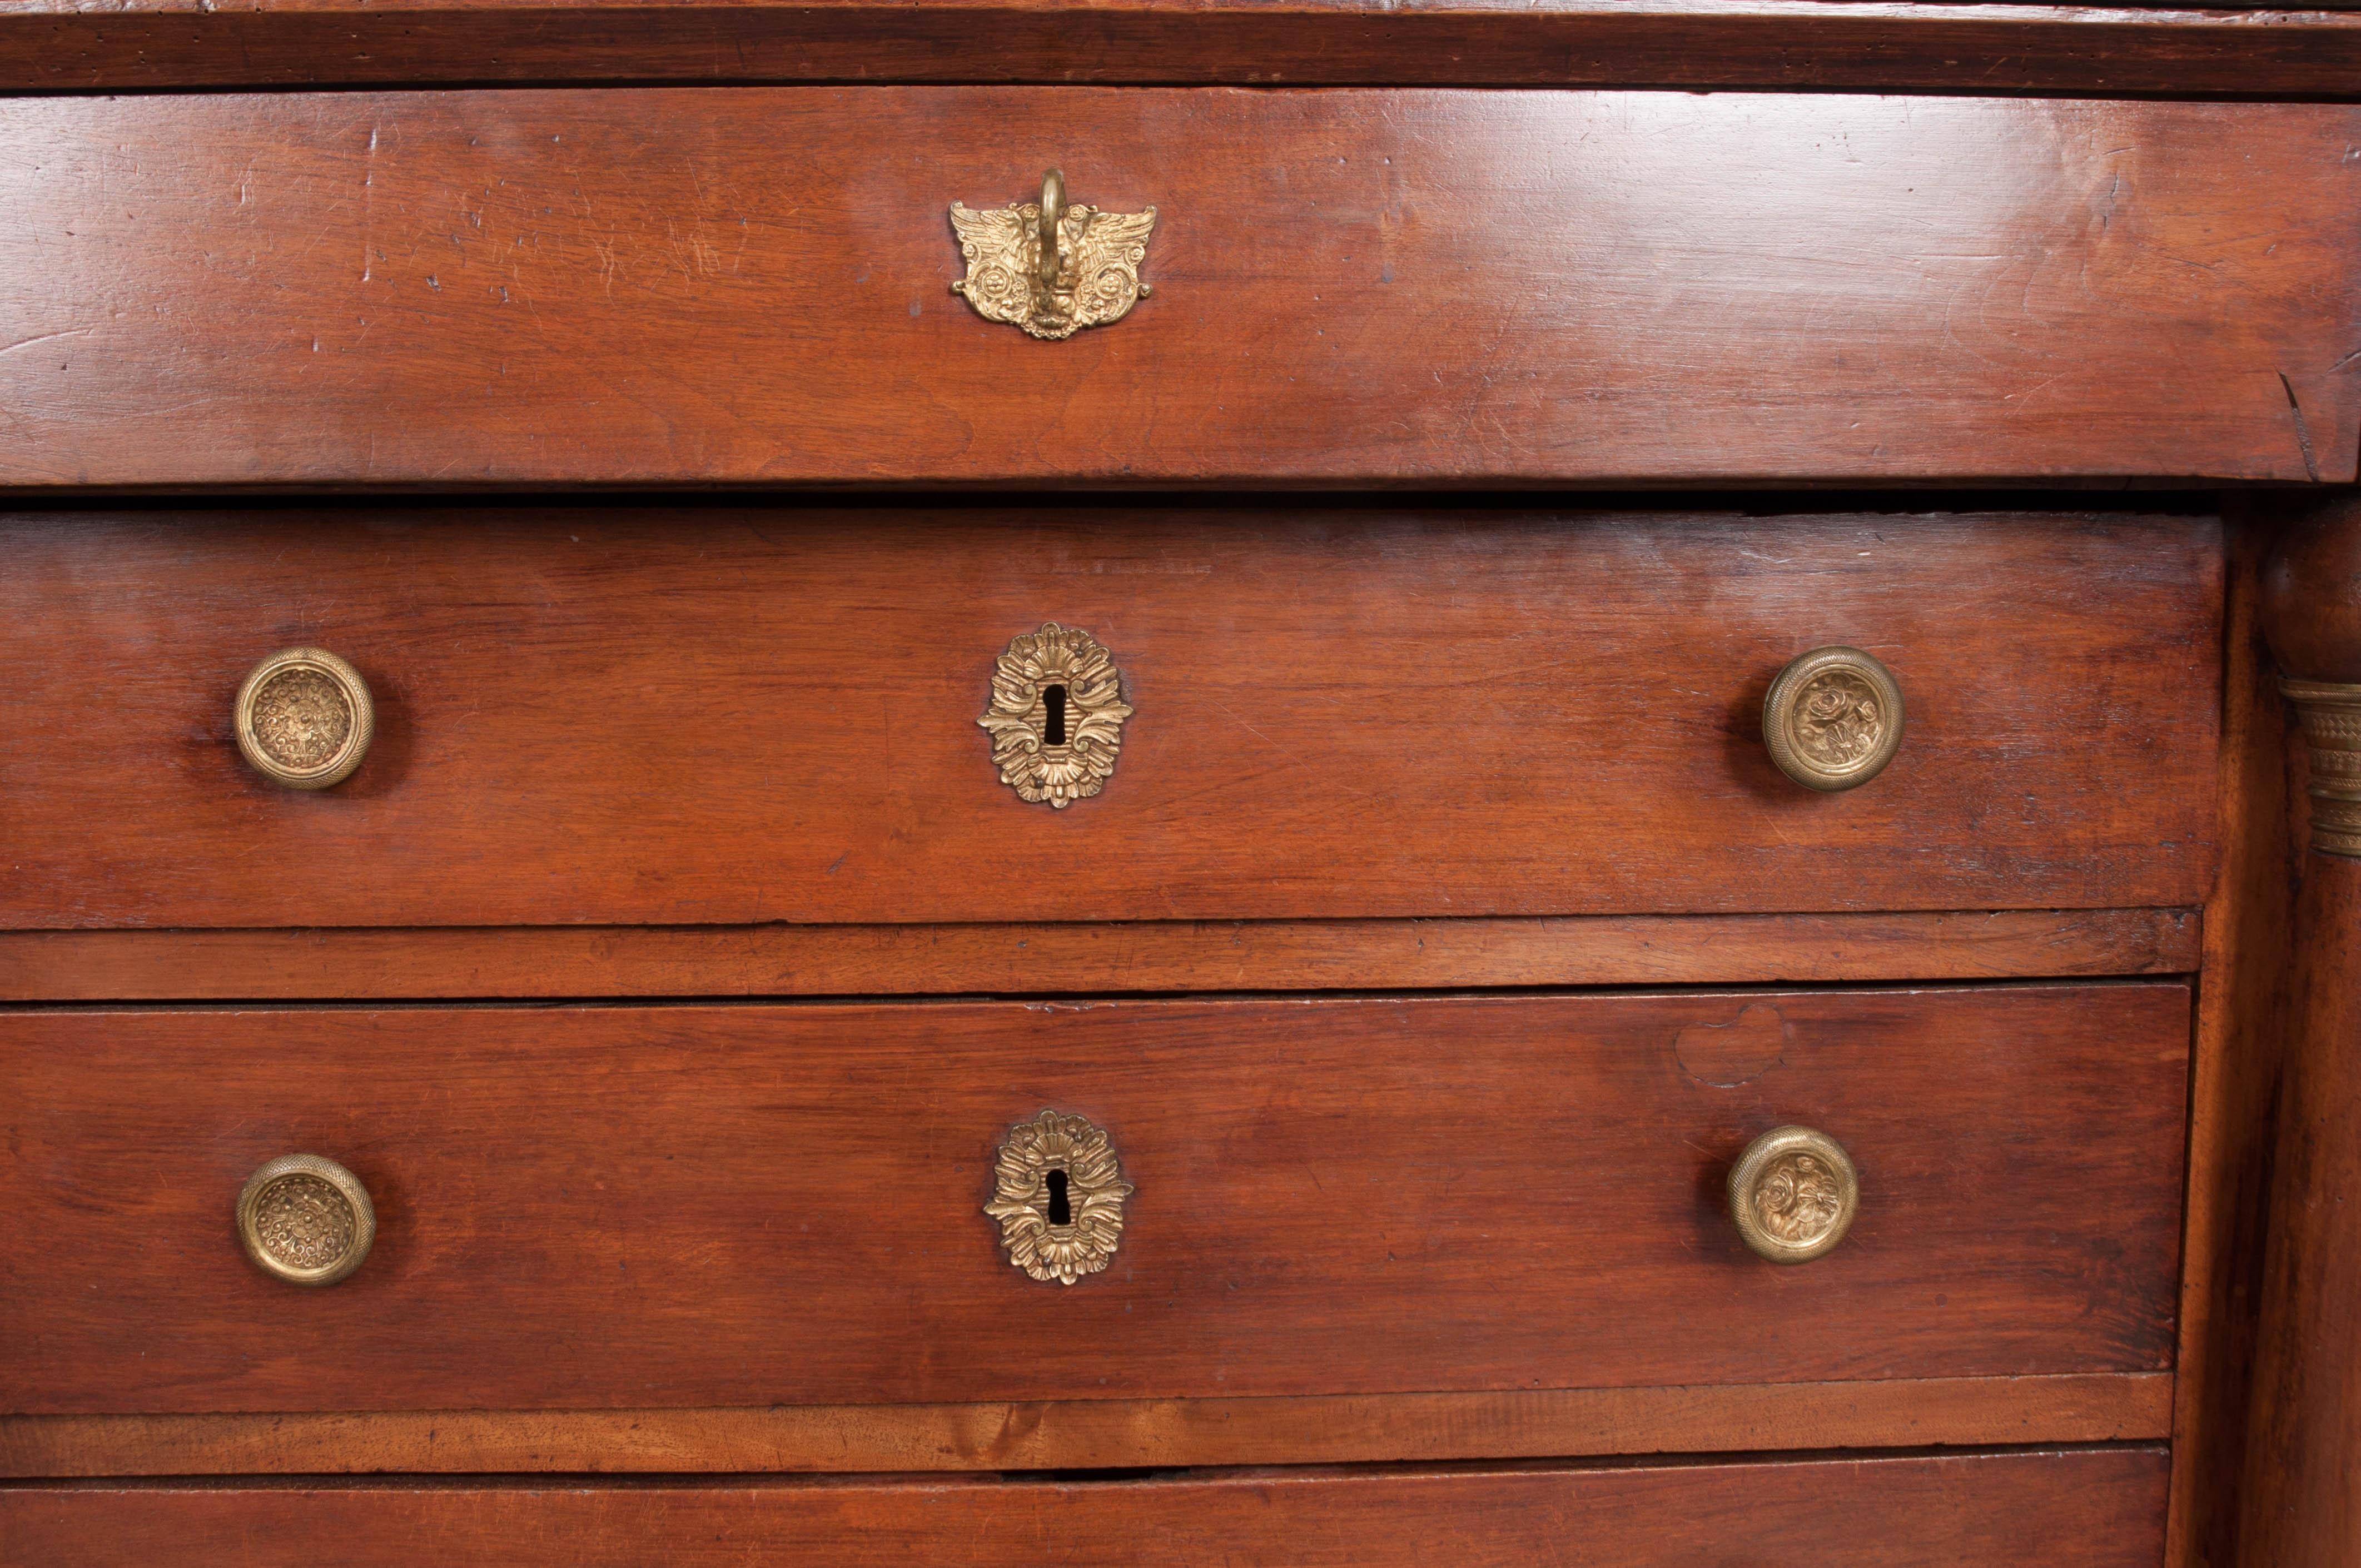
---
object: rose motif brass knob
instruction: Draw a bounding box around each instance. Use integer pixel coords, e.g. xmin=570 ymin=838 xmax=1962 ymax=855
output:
xmin=1728 ymin=1126 xmax=1859 ymax=1265
xmin=235 ymin=647 xmax=375 ymax=790
xmin=235 ymin=1153 xmax=377 ymax=1286
xmin=1763 ymin=646 xmax=1904 ymax=792
xmin=984 ymin=1109 xmax=1135 ymax=1285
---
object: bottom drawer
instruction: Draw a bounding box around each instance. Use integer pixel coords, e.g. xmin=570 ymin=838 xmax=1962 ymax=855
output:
xmin=0 ymin=1450 xmax=2168 ymax=1565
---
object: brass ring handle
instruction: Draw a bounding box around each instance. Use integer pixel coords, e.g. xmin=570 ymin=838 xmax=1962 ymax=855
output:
xmin=236 ymin=1153 xmax=377 ymax=1286
xmin=948 ymin=172 xmax=1156 ymax=340
xmin=1036 ymin=167 xmax=1070 ymax=293
xmin=235 ymin=647 xmax=375 ymax=790
xmin=1763 ymin=645 xmax=1905 ymax=792
xmin=1728 ymin=1126 xmax=1859 ymax=1264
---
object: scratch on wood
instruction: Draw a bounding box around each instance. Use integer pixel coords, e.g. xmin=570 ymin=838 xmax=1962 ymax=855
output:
xmin=2280 ymin=370 xmax=2323 ymax=483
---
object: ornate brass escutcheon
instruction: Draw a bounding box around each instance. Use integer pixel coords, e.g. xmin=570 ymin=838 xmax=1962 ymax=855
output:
xmin=985 ymin=1109 xmax=1135 ymax=1285
xmin=949 ymin=168 xmax=1157 ymax=340
xmin=235 ymin=646 xmax=376 ymax=790
xmin=1762 ymin=645 xmax=1905 ymax=792
xmin=978 ymin=623 xmax=1134 ymax=808
xmin=1727 ymin=1126 xmax=1859 ymax=1265
xmin=235 ymin=1153 xmax=377 ymax=1287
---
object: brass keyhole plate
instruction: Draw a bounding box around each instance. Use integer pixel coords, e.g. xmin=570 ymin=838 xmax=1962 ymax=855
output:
xmin=978 ymin=623 xmax=1134 ymax=809
xmin=984 ymin=1109 xmax=1135 ymax=1285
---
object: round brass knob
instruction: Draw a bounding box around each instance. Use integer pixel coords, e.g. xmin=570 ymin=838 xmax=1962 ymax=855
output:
xmin=1728 ymin=1126 xmax=1858 ymax=1265
xmin=236 ymin=1153 xmax=376 ymax=1286
xmin=1762 ymin=645 xmax=1904 ymax=792
xmin=235 ymin=647 xmax=375 ymax=790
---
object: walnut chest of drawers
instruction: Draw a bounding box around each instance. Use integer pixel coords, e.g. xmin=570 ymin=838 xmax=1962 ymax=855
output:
xmin=4 ymin=9 xmax=2361 ymax=1565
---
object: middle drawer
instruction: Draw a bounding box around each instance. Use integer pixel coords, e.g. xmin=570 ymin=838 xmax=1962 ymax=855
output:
xmin=4 ymin=984 xmax=2186 ymax=1414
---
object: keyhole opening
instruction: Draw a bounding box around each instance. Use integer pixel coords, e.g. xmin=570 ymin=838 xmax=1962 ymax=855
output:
xmin=1045 ymin=1167 xmax=1072 ymax=1226
xmin=1043 ymin=685 xmax=1068 ymax=747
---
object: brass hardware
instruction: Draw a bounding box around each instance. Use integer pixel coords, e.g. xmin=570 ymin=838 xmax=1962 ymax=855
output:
xmin=1763 ymin=645 xmax=1905 ymax=792
xmin=985 ymin=1109 xmax=1134 ymax=1285
xmin=235 ymin=647 xmax=375 ymax=790
xmin=2283 ymin=680 xmax=2361 ymax=858
xmin=1728 ymin=1126 xmax=1858 ymax=1265
xmin=235 ymin=1153 xmax=377 ymax=1287
xmin=979 ymin=623 xmax=1134 ymax=808
xmin=950 ymin=168 xmax=1157 ymax=340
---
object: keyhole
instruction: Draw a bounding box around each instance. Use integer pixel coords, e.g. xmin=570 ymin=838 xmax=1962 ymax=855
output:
xmin=1043 ymin=684 xmax=1068 ymax=747
xmin=1045 ymin=1167 xmax=1072 ymax=1226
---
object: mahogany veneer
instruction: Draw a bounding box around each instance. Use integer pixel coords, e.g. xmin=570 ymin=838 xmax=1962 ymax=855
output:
xmin=0 ymin=1450 xmax=2173 ymax=1567
xmin=0 ymin=92 xmax=2349 ymax=487
xmin=3 ymin=987 xmax=2187 ymax=1413
xmin=0 ymin=508 xmax=2220 ymax=929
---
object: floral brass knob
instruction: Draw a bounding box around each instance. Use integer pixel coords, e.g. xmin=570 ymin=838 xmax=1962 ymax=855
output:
xmin=985 ymin=1109 xmax=1135 ymax=1285
xmin=1763 ymin=645 xmax=1905 ymax=792
xmin=235 ymin=647 xmax=375 ymax=790
xmin=236 ymin=1153 xmax=377 ymax=1286
xmin=1728 ymin=1126 xmax=1859 ymax=1265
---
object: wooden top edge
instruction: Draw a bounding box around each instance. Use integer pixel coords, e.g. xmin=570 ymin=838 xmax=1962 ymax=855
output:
xmin=0 ymin=2 xmax=2341 ymax=22
xmin=1 ymin=1 xmax=2357 ymax=95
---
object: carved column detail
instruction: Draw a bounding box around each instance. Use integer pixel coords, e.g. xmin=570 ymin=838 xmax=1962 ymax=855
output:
xmin=2243 ymin=502 xmax=2361 ymax=1568
xmin=2283 ymin=679 xmax=2361 ymax=858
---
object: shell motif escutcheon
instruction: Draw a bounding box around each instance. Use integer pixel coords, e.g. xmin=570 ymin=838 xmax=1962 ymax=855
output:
xmin=235 ymin=1153 xmax=377 ymax=1287
xmin=235 ymin=647 xmax=376 ymax=790
xmin=978 ymin=623 xmax=1134 ymax=808
xmin=985 ymin=1109 xmax=1135 ymax=1285
xmin=1762 ymin=645 xmax=1905 ymax=792
xmin=1728 ymin=1126 xmax=1860 ymax=1265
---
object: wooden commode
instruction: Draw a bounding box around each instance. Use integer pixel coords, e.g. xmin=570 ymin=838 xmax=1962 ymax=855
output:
xmin=2 ymin=9 xmax=2359 ymax=1565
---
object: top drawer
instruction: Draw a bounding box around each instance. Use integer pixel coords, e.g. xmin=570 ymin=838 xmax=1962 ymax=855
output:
xmin=0 ymin=88 xmax=2352 ymax=488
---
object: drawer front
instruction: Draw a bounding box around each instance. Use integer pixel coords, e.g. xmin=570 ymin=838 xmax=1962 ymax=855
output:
xmin=0 ymin=508 xmax=2220 ymax=929
xmin=0 ymin=1451 xmax=2171 ymax=1566
xmin=0 ymin=88 xmax=2350 ymax=486
xmin=2 ymin=986 xmax=2188 ymax=1415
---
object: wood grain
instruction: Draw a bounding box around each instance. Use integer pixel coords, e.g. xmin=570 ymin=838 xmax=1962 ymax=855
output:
xmin=2 ymin=1 xmax=2358 ymax=96
xmin=0 ymin=508 xmax=2221 ymax=930
xmin=0 ymin=1374 xmax=2173 ymax=1477
xmin=0 ymin=988 xmax=2189 ymax=1416
xmin=2238 ymin=499 xmax=2361 ymax=1568
xmin=0 ymin=92 xmax=2349 ymax=487
xmin=0 ymin=909 xmax=2203 ymax=1002
xmin=0 ymin=1451 xmax=2174 ymax=1567
xmin=2164 ymin=510 xmax=2300 ymax=1568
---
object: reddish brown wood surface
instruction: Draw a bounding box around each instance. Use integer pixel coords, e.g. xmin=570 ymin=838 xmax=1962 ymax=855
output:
xmin=2239 ymin=499 xmax=2361 ymax=1568
xmin=0 ymin=92 xmax=2349 ymax=487
xmin=0 ymin=909 xmax=2201 ymax=1002
xmin=0 ymin=1451 xmax=2174 ymax=1567
xmin=0 ymin=988 xmax=2189 ymax=1415
xmin=2 ymin=1 xmax=2358 ymax=94
xmin=0 ymin=1373 xmax=2171 ymax=1477
xmin=0 ymin=509 xmax=2221 ymax=930
xmin=2165 ymin=511 xmax=2302 ymax=1568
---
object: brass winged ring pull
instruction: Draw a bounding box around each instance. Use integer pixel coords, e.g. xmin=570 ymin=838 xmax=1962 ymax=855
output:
xmin=950 ymin=168 xmax=1157 ymax=340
